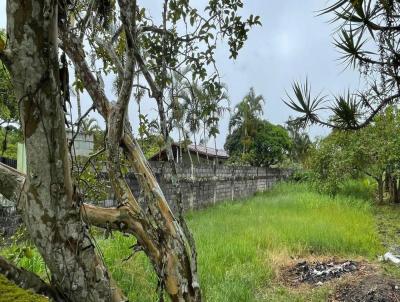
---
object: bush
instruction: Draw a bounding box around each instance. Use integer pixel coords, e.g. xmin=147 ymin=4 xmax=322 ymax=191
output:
xmin=288 ymin=169 xmax=313 ymax=182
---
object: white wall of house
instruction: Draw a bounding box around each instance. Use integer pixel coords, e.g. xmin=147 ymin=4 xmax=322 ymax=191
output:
xmin=17 ymin=131 xmax=94 ymax=173
xmin=66 ymin=131 xmax=94 ymax=157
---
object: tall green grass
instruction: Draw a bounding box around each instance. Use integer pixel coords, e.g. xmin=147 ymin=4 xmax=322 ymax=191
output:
xmin=2 ymin=182 xmax=383 ymax=301
xmin=186 ymin=182 xmax=381 ymax=301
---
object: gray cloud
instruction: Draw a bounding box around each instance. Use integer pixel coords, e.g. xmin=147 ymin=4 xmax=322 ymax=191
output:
xmin=0 ymin=0 xmax=361 ymax=148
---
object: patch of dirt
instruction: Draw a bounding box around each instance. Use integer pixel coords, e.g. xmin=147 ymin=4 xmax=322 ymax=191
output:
xmin=330 ymin=275 xmax=400 ymax=302
xmin=281 ymin=259 xmax=363 ymax=286
xmin=279 ymin=257 xmax=400 ymax=301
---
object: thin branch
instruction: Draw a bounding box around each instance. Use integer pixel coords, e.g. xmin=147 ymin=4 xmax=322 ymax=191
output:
xmin=60 ymin=30 xmax=111 ymax=118
xmin=353 ymin=93 xmax=400 ymax=129
xmin=94 ymin=37 xmax=124 ymax=78
xmin=68 ymin=105 xmax=95 ymax=151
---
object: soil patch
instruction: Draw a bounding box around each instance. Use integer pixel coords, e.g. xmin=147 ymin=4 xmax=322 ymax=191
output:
xmin=330 ymin=275 xmax=400 ymax=302
xmin=282 ymin=259 xmax=359 ymax=286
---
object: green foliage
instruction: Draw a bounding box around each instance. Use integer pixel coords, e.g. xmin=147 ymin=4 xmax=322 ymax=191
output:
xmin=171 ymin=74 xmax=229 ymax=150
xmin=0 ymin=30 xmax=17 ymax=125
xmin=125 ymin=1 xmax=261 ymax=96
xmin=286 ymin=117 xmax=312 ymax=164
xmin=283 ymin=79 xmax=325 ymax=127
xmin=0 ymin=228 xmax=47 ymax=281
xmin=71 ymin=153 xmax=110 ymax=203
xmin=5 ymin=183 xmax=382 ymax=301
xmin=225 ymin=120 xmax=292 ymax=167
xmin=338 ymin=178 xmax=376 ymax=201
xmin=229 ymin=87 xmax=264 ymax=147
xmin=138 ymin=134 xmax=165 ymax=159
xmin=80 ymin=117 xmax=101 ymax=136
xmin=288 ymin=169 xmax=313 ymax=183
xmin=308 ymin=130 xmax=357 ymax=195
xmin=1 ymin=228 xmax=29 ymax=259
xmin=0 ymin=126 xmax=22 ymax=159
xmin=308 ymin=106 xmax=400 ymax=195
xmin=226 ymin=87 xmax=292 ymax=167
xmin=251 ymin=122 xmax=292 ymax=166
xmin=284 ymin=1 xmax=400 ymax=130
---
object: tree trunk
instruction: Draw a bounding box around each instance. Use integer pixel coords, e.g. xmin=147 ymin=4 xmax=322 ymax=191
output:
xmin=76 ymin=74 xmax=82 ymax=120
xmin=388 ymin=175 xmax=400 ymax=203
xmin=151 ymin=90 xmax=201 ymax=301
xmin=393 ymin=177 xmax=400 ymax=203
xmin=61 ymin=24 xmax=202 ymax=301
xmin=184 ymin=130 xmax=194 ymax=178
xmin=193 ymin=132 xmax=200 ymax=164
xmin=385 ymin=170 xmax=390 ymax=192
xmin=5 ymin=1 xmax=125 ymax=301
xmin=214 ymin=137 xmax=218 ymax=167
xmin=377 ymin=177 xmax=384 ymax=204
xmin=178 ymin=128 xmax=183 ymax=163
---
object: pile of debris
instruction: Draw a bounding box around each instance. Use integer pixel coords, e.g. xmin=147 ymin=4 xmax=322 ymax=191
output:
xmin=289 ymin=260 xmax=358 ymax=285
xmin=331 ymin=275 xmax=400 ymax=302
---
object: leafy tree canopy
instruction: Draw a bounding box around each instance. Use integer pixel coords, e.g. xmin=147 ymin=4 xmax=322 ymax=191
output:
xmin=309 ymin=106 xmax=400 ymax=197
xmin=0 ymin=30 xmax=17 ymax=126
xmin=286 ymin=117 xmax=312 ymax=164
xmin=0 ymin=126 xmax=21 ymax=159
xmin=225 ymin=119 xmax=292 ymax=167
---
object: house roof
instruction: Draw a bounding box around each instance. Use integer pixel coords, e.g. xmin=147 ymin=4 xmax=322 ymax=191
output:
xmin=149 ymin=142 xmax=229 ymax=161
xmin=186 ymin=144 xmax=229 ymax=158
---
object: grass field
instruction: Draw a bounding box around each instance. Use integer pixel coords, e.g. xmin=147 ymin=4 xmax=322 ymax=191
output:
xmin=1 ymin=182 xmax=384 ymax=301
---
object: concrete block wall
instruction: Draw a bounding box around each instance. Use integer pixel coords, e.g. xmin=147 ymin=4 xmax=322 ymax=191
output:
xmin=0 ymin=162 xmax=291 ymax=237
xmin=126 ymin=161 xmax=292 ymax=213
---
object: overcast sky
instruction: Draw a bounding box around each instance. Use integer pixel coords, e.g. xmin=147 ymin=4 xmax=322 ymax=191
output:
xmin=0 ymin=1 xmax=362 ymax=148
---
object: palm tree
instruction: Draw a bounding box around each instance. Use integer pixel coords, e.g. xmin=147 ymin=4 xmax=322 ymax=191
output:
xmin=80 ymin=117 xmax=101 ymax=136
xmin=175 ymin=79 xmax=202 ymax=164
xmin=229 ymin=87 xmax=264 ymax=154
xmin=169 ymin=69 xmax=230 ymax=165
xmin=183 ymin=81 xmax=229 ymax=164
xmin=169 ymin=69 xmax=190 ymax=163
xmin=286 ymin=117 xmax=312 ymax=163
xmin=203 ymin=86 xmax=230 ymax=165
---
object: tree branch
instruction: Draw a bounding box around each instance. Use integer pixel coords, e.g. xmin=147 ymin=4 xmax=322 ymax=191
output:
xmin=0 ymin=163 xmax=24 ymax=207
xmin=60 ymin=31 xmax=111 ymax=118
xmin=0 ymin=163 xmax=154 ymax=246
xmin=352 ymin=93 xmax=400 ymax=129
xmin=94 ymin=37 xmax=124 ymax=78
xmin=0 ymin=256 xmax=64 ymax=301
xmin=68 ymin=105 xmax=95 ymax=152
xmin=113 ymin=0 xmax=137 ymax=138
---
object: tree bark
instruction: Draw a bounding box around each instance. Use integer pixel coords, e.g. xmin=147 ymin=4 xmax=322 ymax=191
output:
xmin=184 ymin=130 xmax=194 ymax=178
xmin=377 ymin=177 xmax=384 ymax=204
xmin=393 ymin=177 xmax=400 ymax=203
xmin=193 ymin=132 xmax=200 ymax=164
xmin=4 ymin=1 xmax=125 ymax=301
xmin=61 ymin=18 xmax=202 ymax=301
xmin=388 ymin=174 xmax=400 ymax=203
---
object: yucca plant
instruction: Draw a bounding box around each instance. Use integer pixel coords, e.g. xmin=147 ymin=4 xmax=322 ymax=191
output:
xmin=284 ymin=0 xmax=400 ymax=130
